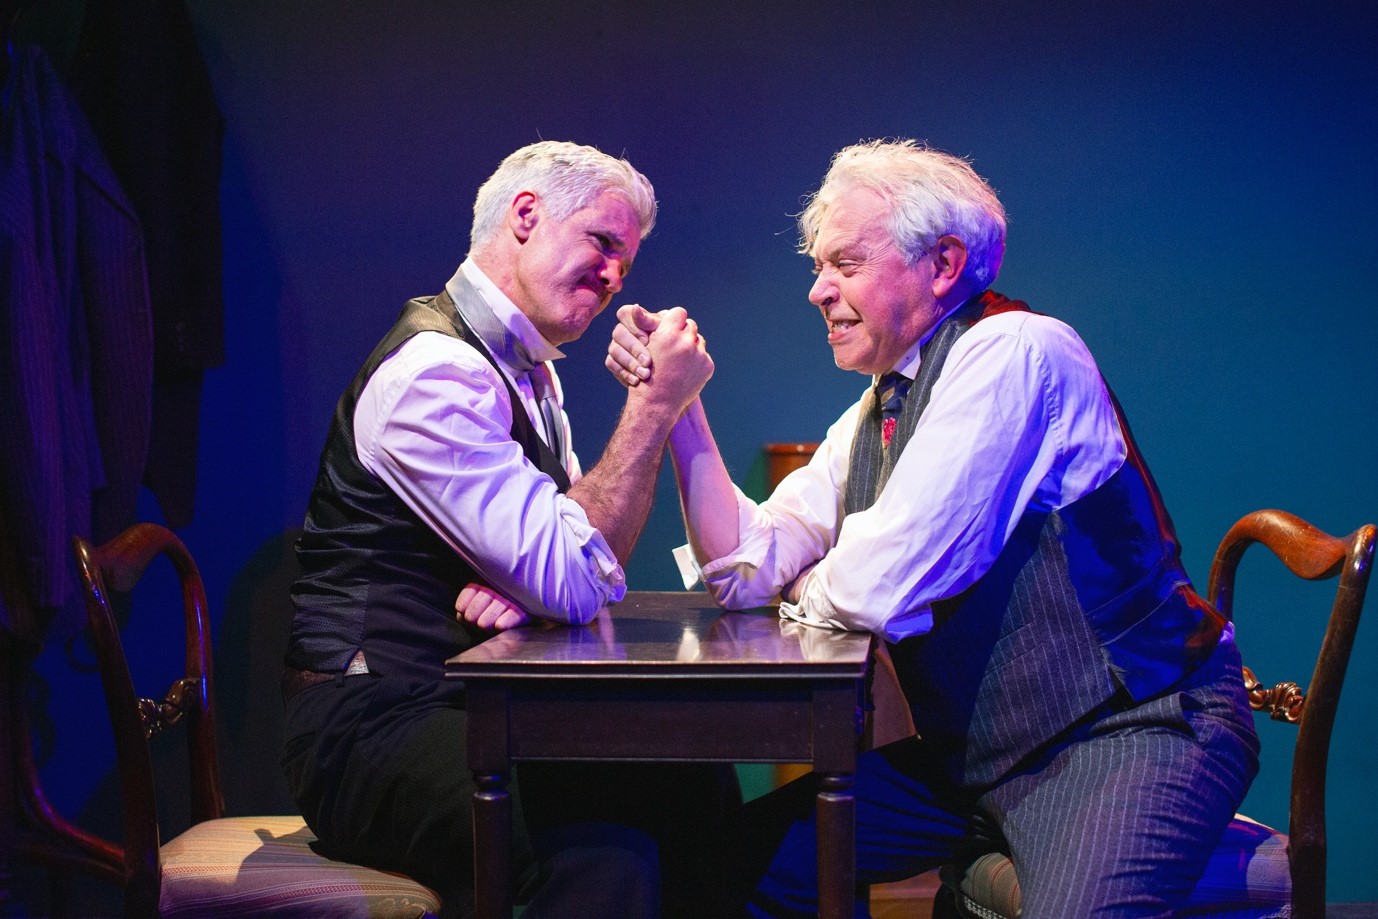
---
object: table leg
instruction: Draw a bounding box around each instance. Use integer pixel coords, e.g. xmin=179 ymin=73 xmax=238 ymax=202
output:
xmin=816 ymin=771 xmax=856 ymax=919
xmin=472 ymin=770 xmax=512 ymax=919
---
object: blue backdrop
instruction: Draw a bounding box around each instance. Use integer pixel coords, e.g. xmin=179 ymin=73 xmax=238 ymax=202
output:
xmin=22 ymin=0 xmax=1378 ymax=909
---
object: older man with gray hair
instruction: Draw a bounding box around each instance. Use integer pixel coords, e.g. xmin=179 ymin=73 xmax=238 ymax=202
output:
xmin=283 ymin=140 xmax=736 ymax=918
xmin=610 ymin=139 xmax=1259 ymax=917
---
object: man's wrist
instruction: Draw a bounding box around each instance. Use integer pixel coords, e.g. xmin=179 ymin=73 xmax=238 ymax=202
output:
xmin=624 ymin=385 xmax=693 ymax=427
xmin=783 ymin=561 xmax=818 ymax=605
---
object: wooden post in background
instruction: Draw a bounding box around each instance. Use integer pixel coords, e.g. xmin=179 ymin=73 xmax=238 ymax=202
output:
xmin=762 ymin=444 xmax=916 ymax=789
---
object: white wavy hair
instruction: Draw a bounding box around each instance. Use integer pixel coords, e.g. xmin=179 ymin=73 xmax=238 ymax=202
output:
xmin=799 ymin=139 xmax=1007 ymax=289
xmin=469 ymin=141 xmax=657 ymax=248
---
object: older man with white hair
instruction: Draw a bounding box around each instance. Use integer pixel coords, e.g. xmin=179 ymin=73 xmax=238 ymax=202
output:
xmin=610 ymin=139 xmax=1259 ymax=918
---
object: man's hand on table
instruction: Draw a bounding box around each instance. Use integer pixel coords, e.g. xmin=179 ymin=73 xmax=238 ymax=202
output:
xmin=456 ymin=583 xmax=531 ymax=631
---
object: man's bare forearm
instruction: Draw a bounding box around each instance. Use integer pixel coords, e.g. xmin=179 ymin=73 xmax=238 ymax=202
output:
xmin=568 ymin=395 xmax=681 ymax=564
xmin=668 ymin=398 xmax=741 ymax=565
xmin=576 ymin=306 xmax=712 ymax=564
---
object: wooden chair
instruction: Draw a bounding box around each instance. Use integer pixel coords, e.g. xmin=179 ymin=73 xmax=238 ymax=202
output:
xmin=941 ymin=509 xmax=1375 ymax=919
xmin=72 ymin=523 xmax=442 ymax=918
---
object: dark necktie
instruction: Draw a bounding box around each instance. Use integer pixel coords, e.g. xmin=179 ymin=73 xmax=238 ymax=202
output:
xmin=877 ymin=371 xmax=912 ymax=448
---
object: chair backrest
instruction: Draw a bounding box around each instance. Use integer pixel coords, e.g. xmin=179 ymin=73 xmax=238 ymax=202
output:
xmin=1205 ymin=508 xmax=1375 ymax=918
xmin=71 ymin=523 xmax=226 ymax=912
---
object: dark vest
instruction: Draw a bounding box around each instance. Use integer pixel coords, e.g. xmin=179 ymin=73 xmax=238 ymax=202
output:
xmin=851 ymin=291 xmax=1224 ymax=787
xmin=287 ymin=291 xmax=571 ymax=680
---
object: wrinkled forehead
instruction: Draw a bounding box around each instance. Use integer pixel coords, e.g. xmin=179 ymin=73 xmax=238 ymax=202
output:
xmin=811 ymin=186 xmax=894 ymax=255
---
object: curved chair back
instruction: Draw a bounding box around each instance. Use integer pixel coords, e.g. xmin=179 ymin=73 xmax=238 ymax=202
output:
xmin=1205 ymin=508 xmax=1375 ymax=917
xmin=73 ymin=523 xmax=224 ymax=911
xmin=73 ymin=523 xmax=441 ymax=918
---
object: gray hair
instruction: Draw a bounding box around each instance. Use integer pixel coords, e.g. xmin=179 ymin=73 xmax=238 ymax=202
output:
xmin=470 ymin=141 xmax=657 ymax=249
xmin=799 ymin=139 xmax=1007 ymax=289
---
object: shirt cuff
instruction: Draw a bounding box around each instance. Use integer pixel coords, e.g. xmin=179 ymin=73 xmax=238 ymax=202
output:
xmin=691 ymin=498 xmax=776 ymax=580
xmin=669 ymin=484 xmax=788 ymax=606
xmin=777 ymin=599 xmax=841 ymax=630
xmin=558 ymin=496 xmax=627 ymax=607
xmin=672 ymin=487 xmax=778 ymax=597
xmin=673 ymin=544 xmax=702 ymax=590
xmin=790 ymin=567 xmax=937 ymax=641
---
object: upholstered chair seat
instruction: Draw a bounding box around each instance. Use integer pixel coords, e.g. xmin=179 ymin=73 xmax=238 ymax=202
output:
xmin=73 ymin=523 xmax=442 ymax=918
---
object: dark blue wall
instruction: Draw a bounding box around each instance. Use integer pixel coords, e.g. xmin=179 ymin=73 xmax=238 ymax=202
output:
xmin=24 ymin=0 xmax=1378 ymax=907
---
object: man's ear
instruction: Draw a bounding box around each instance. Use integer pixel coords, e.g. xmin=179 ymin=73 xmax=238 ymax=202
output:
xmin=508 ymin=191 xmax=540 ymax=242
xmin=930 ymin=234 xmax=968 ymax=299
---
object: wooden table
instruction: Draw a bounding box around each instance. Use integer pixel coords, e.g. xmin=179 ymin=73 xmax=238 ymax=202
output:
xmin=446 ymin=591 xmax=873 ymax=919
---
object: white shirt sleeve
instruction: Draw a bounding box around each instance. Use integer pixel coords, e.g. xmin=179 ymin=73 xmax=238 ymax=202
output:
xmin=354 ymin=331 xmax=624 ymax=624
xmin=690 ymin=311 xmax=1126 ymax=642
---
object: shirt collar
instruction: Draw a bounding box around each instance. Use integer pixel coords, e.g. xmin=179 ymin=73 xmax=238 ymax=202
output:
xmin=878 ymin=293 xmax=979 ymax=385
xmin=451 ymin=258 xmax=565 ymax=372
xmin=886 ymin=336 xmax=926 ymax=385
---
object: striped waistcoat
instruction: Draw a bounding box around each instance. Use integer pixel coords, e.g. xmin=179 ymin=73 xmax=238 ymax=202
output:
xmin=848 ymin=291 xmax=1223 ymax=787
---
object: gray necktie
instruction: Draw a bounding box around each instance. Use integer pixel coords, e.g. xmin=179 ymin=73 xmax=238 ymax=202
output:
xmin=528 ymin=363 xmax=564 ymax=465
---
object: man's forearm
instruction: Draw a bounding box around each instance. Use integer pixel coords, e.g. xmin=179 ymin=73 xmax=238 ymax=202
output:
xmin=668 ymin=398 xmax=741 ymax=565
xmin=576 ymin=305 xmax=714 ymax=565
xmin=568 ymin=394 xmax=681 ymax=564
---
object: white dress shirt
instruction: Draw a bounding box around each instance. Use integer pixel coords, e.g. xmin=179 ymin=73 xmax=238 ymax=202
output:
xmin=353 ymin=259 xmax=625 ymax=624
xmin=677 ymin=309 xmax=1128 ymax=643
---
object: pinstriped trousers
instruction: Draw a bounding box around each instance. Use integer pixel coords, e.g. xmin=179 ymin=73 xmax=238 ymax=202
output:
xmin=736 ymin=637 xmax=1260 ymax=918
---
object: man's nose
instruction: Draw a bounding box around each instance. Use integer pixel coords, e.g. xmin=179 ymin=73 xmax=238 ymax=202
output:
xmin=809 ymin=272 xmax=835 ymax=308
xmin=600 ymin=258 xmax=624 ymax=294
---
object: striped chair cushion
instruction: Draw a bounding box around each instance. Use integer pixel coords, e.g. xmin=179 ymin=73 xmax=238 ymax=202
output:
xmin=942 ymin=852 xmax=1021 ymax=919
xmin=1179 ymin=815 xmax=1291 ymax=917
xmin=945 ymin=814 xmax=1291 ymax=919
xmin=158 ymin=815 xmax=442 ymax=918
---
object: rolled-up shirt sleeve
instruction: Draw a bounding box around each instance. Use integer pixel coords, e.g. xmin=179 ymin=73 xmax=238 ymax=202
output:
xmin=682 ymin=312 xmax=1126 ymax=643
xmin=356 ymin=332 xmax=624 ymax=624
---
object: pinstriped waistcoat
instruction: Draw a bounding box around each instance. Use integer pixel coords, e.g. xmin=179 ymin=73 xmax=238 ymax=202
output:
xmin=848 ymin=291 xmax=1224 ymax=788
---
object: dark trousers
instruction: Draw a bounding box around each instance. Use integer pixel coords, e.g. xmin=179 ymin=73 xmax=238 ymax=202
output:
xmin=282 ymin=673 xmax=741 ymax=919
xmin=734 ymin=638 xmax=1260 ymax=919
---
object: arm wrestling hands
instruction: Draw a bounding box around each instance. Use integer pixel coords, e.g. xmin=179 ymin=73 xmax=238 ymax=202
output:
xmin=605 ymin=304 xmax=661 ymax=387
xmin=458 ymin=307 xmax=712 ymax=632
xmin=608 ymin=309 xmax=815 ymax=604
xmin=606 ymin=305 xmax=743 ymax=571
xmin=566 ymin=305 xmax=712 ymax=563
